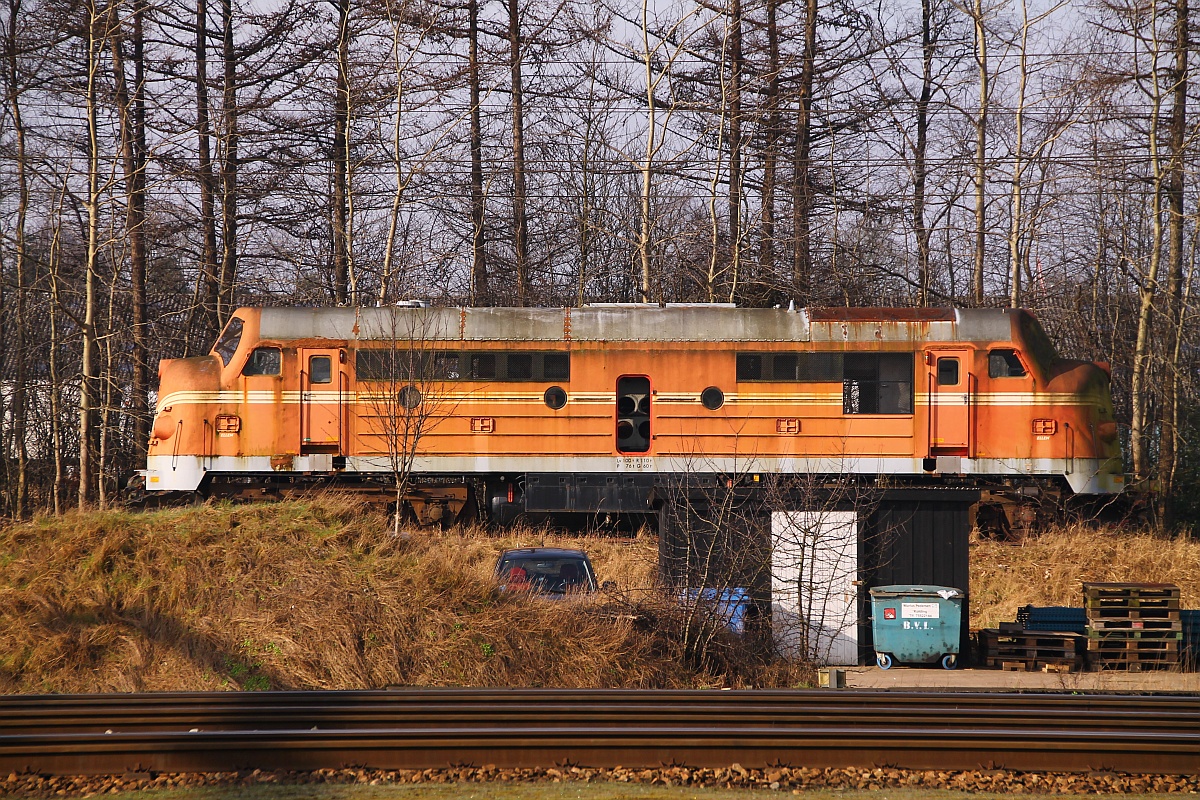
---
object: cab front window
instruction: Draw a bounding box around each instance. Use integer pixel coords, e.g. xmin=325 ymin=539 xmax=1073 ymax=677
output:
xmin=243 ymin=347 xmax=281 ymax=376
xmin=213 ymin=317 xmax=244 ymax=366
xmin=1017 ymin=313 xmax=1059 ymax=372
xmin=988 ymin=349 xmax=1027 ymax=378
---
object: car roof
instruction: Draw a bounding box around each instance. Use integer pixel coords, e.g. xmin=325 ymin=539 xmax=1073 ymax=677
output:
xmin=499 ymin=547 xmax=589 ymax=559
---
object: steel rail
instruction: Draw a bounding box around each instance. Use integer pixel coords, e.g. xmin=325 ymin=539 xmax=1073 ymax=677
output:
xmin=1 ymin=689 xmax=1197 ymax=776
xmin=3 ymin=690 xmax=1198 ymax=732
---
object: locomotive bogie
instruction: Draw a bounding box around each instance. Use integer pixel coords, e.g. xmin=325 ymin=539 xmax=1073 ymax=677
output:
xmin=143 ymin=306 xmax=1124 ymax=513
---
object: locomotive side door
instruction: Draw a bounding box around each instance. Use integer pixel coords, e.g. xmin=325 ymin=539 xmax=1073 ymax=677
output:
xmin=927 ymin=349 xmax=971 ymax=455
xmin=301 ymin=348 xmax=344 ymax=453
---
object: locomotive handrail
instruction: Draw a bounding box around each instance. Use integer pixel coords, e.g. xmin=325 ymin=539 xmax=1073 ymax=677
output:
xmin=968 ymin=371 xmax=977 ymax=459
xmin=202 ymin=418 xmax=212 ymax=472
xmin=1065 ymin=422 xmax=1075 ymax=474
xmin=170 ymin=419 xmax=183 ymax=470
xmin=338 ymin=355 xmax=346 ymax=452
xmin=925 ymin=362 xmax=935 ymax=458
xmin=299 ymin=368 xmax=307 ymax=445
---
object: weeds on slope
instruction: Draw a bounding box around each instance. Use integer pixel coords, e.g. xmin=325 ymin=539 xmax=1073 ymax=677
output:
xmin=0 ymin=496 xmax=800 ymax=693
xmin=970 ymin=522 xmax=1200 ymax=628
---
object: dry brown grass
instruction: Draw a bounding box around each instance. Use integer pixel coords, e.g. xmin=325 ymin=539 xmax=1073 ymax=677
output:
xmin=0 ymin=496 xmax=770 ymax=694
xmin=970 ymin=523 xmax=1200 ymax=629
xmin=11 ymin=498 xmax=1183 ymax=693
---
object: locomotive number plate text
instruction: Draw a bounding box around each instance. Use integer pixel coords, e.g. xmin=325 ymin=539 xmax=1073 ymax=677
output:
xmin=616 ymin=456 xmax=654 ymax=471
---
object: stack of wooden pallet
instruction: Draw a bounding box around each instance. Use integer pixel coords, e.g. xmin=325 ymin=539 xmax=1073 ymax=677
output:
xmin=1083 ymin=582 xmax=1182 ymax=671
xmin=978 ymin=627 xmax=1082 ymax=672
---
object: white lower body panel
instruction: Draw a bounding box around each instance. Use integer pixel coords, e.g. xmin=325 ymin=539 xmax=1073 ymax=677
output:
xmin=143 ymin=453 xmax=1121 ymax=495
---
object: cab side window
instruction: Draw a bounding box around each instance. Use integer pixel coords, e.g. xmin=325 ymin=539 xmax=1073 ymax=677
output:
xmin=242 ymin=347 xmax=281 ymax=376
xmin=988 ymin=349 xmax=1027 ymax=378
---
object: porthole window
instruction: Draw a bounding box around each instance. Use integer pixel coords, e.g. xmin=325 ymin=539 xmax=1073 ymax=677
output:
xmin=544 ymin=386 xmax=567 ymax=410
xmin=701 ymin=386 xmax=725 ymax=410
xmin=398 ymin=385 xmax=422 ymax=409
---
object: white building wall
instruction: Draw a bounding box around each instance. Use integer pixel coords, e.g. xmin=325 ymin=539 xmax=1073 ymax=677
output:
xmin=771 ymin=510 xmax=859 ymax=666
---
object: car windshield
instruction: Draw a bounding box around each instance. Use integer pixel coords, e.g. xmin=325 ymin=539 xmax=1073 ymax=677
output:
xmin=498 ymin=555 xmax=593 ymax=594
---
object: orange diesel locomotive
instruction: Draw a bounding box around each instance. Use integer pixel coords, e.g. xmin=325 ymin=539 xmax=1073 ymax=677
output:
xmin=143 ymin=305 xmax=1123 ymax=522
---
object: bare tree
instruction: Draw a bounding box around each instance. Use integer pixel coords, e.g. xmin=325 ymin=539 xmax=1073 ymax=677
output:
xmin=359 ymin=310 xmax=456 ymax=535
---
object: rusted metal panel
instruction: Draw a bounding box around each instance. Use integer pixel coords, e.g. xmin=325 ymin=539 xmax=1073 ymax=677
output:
xmin=809 ymin=308 xmax=956 ymax=322
xmin=253 ymin=306 xmax=1029 ymax=346
xmin=955 ymin=308 xmax=1019 ymax=342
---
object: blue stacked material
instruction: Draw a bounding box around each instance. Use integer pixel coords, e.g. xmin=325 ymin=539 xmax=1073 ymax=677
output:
xmin=1020 ymin=606 xmax=1087 ymax=634
xmin=1183 ymin=610 xmax=1200 ymax=668
xmin=681 ymin=588 xmax=750 ymax=635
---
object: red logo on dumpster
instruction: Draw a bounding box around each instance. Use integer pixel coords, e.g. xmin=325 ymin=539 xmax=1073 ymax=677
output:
xmin=884 ymin=607 xmax=896 ymax=620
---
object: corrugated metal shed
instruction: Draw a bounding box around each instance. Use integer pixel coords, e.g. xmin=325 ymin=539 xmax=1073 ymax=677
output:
xmin=859 ymin=490 xmax=977 ymax=664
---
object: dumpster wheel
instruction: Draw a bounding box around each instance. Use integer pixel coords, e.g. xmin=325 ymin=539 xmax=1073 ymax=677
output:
xmin=875 ymin=652 xmax=893 ymax=670
xmin=941 ymin=654 xmax=958 ymax=670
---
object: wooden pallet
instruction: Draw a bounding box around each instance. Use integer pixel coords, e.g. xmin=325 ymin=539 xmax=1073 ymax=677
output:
xmin=990 ymin=656 xmax=1083 ymax=672
xmin=1083 ymin=583 xmax=1181 ymax=619
xmin=979 ymin=629 xmax=1082 ymax=671
xmin=1084 ymin=635 xmax=1180 ymax=671
xmin=1089 ymin=599 xmax=1180 ymax=618
xmin=1087 ymin=629 xmax=1183 ymax=644
xmin=1086 ymin=616 xmax=1181 ymax=631
xmin=1088 ymin=658 xmax=1178 ymax=672
xmin=1083 ymin=582 xmax=1182 ymax=601
xmin=1086 ymin=637 xmax=1179 ymax=653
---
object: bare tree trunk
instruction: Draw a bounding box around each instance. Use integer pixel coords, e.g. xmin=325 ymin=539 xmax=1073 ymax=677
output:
xmin=219 ymin=0 xmax=238 ymax=322
xmin=110 ymin=1 xmax=150 ymax=462
xmin=637 ymin=0 xmax=655 ymax=302
xmin=48 ymin=191 xmax=67 ymax=515
xmin=971 ymin=0 xmax=987 ymax=305
xmin=1007 ymin=0 xmax=1029 ymax=309
xmin=508 ymin=0 xmax=529 ymax=305
xmin=468 ymin=0 xmax=487 ymax=305
xmin=1158 ymin=0 xmax=1188 ymax=526
xmin=79 ymin=0 xmax=103 ymax=510
xmin=49 ymin=306 xmax=64 ymax=514
xmin=468 ymin=0 xmax=487 ymax=303
xmin=1130 ymin=13 xmax=1168 ymax=484
xmin=913 ymin=0 xmax=933 ymax=306
xmin=726 ymin=0 xmax=742 ymax=301
xmin=3 ymin=0 xmax=29 ymax=516
xmin=758 ymin=0 xmax=779 ymax=286
xmin=790 ymin=0 xmax=816 ymax=300
xmin=380 ymin=8 xmax=406 ymax=305
xmin=331 ymin=0 xmax=350 ymax=303
xmin=196 ymin=0 xmax=220 ymax=342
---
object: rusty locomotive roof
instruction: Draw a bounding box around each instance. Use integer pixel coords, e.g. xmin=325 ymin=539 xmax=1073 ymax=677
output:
xmin=249 ymin=305 xmax=1024 ymax=345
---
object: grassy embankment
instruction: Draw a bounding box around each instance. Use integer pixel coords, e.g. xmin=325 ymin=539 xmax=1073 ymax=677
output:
xmin=970 ymin=523 xmax=1200 ymax=628
xmin=1 ymin=498 xmax=1198 ymax=693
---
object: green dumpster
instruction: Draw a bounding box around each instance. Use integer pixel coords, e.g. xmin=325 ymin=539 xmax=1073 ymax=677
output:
xmin=869 ymin=585 xmax=963 ymax=670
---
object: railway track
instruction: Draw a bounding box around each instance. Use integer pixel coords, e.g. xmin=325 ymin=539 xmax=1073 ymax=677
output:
xmin=2 ymin=689 xmax=1197 ymax=777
